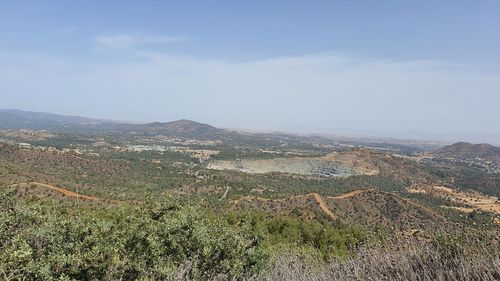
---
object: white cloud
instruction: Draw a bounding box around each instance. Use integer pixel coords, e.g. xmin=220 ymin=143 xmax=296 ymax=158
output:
xmin=0 ymin=49 xmax=499 ymax=142
xmin=95 ymin=34 xmax=187 ymax=49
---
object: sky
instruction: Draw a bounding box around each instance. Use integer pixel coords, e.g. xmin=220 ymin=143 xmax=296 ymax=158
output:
xmin=1 ymin=1 xmax=499 ymax=142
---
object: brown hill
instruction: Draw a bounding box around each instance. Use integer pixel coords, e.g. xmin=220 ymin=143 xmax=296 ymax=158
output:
xmin=0 ymin=109 xmax=228 ymax=139
xmin=327 ymin=189 xmax=443 ymax=232
xmin=434 ymin=142 xmax=500 ymax=162
xmin=231 ymin=189 xmax=446 ymax=234
xmin=133 ymin=119 xmax=225 ymax=138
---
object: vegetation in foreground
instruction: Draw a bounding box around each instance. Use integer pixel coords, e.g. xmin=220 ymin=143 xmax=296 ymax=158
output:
xmin=1 ymin=188 xmax=499 ymax=280
xmin=0 ymin=188 xmax=366 ymax=280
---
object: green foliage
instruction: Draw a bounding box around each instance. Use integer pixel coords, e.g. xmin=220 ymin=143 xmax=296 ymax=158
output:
xmin=438 ymin=207 xmax=497 ymax=227
xmin=202 ymin=170 xmax=406 ymax=200
xmin=423 ymin=161 xmax=500 ymax=198
xmin=0 ymin=188 xmax=366 ymax=280
xmin=0 ymin=191 xmax=266 ymax=280
xmin=230 ymin=212 xmax=366 ymax=261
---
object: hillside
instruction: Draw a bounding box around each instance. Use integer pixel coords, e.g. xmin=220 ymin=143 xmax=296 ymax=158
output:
xmin=231 ymin=189 xmax=446 ymax=235
xmin=327 ymin=189 xmax=444 ymax=232
xmin=1 ymin=110 xmax=499 ymax=280
xmin=434 ymin=142 xmax=500 ymax=162
xmin=0 ymin=109 xmax=109 ymax=130
xmin=0 ymin=109 xmax=238 ymax=141
xmin=122 ymin=119 xmax=230 ymax=139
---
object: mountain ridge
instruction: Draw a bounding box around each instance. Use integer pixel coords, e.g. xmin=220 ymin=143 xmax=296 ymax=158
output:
xmin=0 ymin=109 xmax=224 ymax=139
xmin=434 ymin=142 xmax=500 ymax=162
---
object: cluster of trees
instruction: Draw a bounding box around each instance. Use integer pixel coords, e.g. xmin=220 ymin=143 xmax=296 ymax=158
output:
xmin=199 ymin=170 xmax=406 ymax=199
xmin=423 ymin=160 xmax=500 ymax=198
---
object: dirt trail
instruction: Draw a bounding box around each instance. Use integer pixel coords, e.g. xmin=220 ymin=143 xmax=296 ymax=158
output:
xmin=21 ymin=182 xmax=101 ymax=202
xmin=329 ymin=188 xmax=442 ymax=218
xmin=311 ymin=193 xmax=337 ymax=220
xmin=232 ymin=188 xmax=443 ymax=222
xmin=391 ymin=192 xmax=443 ymax=219
xmin=330 ymin=189 xmax=376 ymax=200
xmin=231 ymin=192 xmax=337 ymax=220
xmin=16 ymin=182 xmax=143 ymax=204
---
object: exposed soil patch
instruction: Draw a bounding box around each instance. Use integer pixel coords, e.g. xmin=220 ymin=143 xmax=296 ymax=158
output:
xmin=330 ymin=189 xmax=375 ymax=200
xmin=208 ymin=150 xmax=379 ymax=177
xmin=16 ymin=182 xmax=101 ymax=202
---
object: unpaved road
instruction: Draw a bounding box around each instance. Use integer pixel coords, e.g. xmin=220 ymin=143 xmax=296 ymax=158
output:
xmin=232 ymin=189 xmax=443 ymax=222
xmin=311 ymin=193 xmax=337 ymax=220
xmin=18 ymin=182 xmax=101 ymax=202
xmin=330 ymin=189 xmax=375 ymax=200
xmin=232 ymin=192 xmax=338 ymax=220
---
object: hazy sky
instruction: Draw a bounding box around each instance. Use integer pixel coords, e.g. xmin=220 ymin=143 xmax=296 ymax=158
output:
xmin=1 ymin=1 xmax=499 ymax=141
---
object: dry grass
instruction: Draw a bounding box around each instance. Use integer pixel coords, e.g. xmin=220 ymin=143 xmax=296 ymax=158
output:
xmin=409 ymin=185 xmax=500 ymax=216
xmin=258 ymin=244 xmax=500 ymax=281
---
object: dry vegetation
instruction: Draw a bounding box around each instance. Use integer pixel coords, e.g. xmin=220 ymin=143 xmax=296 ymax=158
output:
xmin=259 ymin=242 xmax=500 ymax=281
xmin=231 ymin=188 xmax=449 ymax=236
xmin=409 ymin=185 xmax=500 ymax=219
xmin=1 ymin=130 xmax=499 ymax=280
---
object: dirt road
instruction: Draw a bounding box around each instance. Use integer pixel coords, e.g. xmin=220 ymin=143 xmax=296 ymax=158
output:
xmin=21 ymin=182 xmax=101 ymax=202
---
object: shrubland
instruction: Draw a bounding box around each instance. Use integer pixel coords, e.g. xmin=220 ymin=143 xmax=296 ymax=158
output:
xmin=0 ymin=187 xmax=366 ymax=280
xmin=1 ymin=186 xmax=498 ymax=280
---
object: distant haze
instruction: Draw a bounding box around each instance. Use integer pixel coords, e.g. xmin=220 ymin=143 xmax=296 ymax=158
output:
xmin=1 ymin=1 xmax=499 ymax=143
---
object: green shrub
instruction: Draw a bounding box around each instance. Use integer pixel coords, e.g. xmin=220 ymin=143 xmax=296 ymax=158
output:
xmin=0 ymin=190 xmax=266 ymax=280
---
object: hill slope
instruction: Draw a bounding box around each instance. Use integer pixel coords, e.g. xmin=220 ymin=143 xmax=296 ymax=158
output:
xmin=0 ymin=109 xmax=229 ymax=139
xmin=231 ymin=189 xmax=446 ymax=234
xmin=0 ymin=109 xmax=112 ymax=130
xmin=434 ymin=142 xmax=500 ymax=162
xmin=122 ymin=119 xmax=229 ymax=139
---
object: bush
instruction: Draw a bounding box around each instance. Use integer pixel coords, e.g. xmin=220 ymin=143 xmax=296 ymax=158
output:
xmin=0 ymin=190 xmax=266 ymax=280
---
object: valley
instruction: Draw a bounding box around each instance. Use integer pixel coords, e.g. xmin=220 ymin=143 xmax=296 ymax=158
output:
xmin=0 ymin=110 xmax=499 ymax=280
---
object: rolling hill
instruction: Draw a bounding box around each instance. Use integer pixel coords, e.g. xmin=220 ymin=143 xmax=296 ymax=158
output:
xmin=120 ymin=119 xmax=231 ymax=139
xmin=0 ymin=109 xmax=113 ymax=131
xmin=434 ymin=142 xmax=500 ymax=162
xmin=231 ymin=189 xmax=447 ymax=234
xmin=0 ymin=109 xmax=230 ymax=139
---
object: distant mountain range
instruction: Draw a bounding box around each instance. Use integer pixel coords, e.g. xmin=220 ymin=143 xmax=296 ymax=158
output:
xmin=0 ymin=109 xmax=230 ymax=140
xmin=0 ymin=109 xmax=111 ymax=130
xmin=434 ymin=142 xmax=500 ymax=162
xmin=1 ymin=109 xmax=498 ymax=155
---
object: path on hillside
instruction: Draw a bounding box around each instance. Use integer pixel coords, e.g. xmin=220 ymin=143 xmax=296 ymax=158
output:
xmin=231 ymin=192 xmax=337 ymax=220
xmin=330 ymin=189 xmax=375 ymax=199
xmin=330 ymin=188 xmax=442 ymax=219
xmin=311 ymin=193 xmax=337 ymax=220
xmin=19 ymin=182 xmax=101 ymax=202
xmin=391 ymin=192 xmax=443 ymax=218
xmin=233 ymin=188 xmax=444 ymax=221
